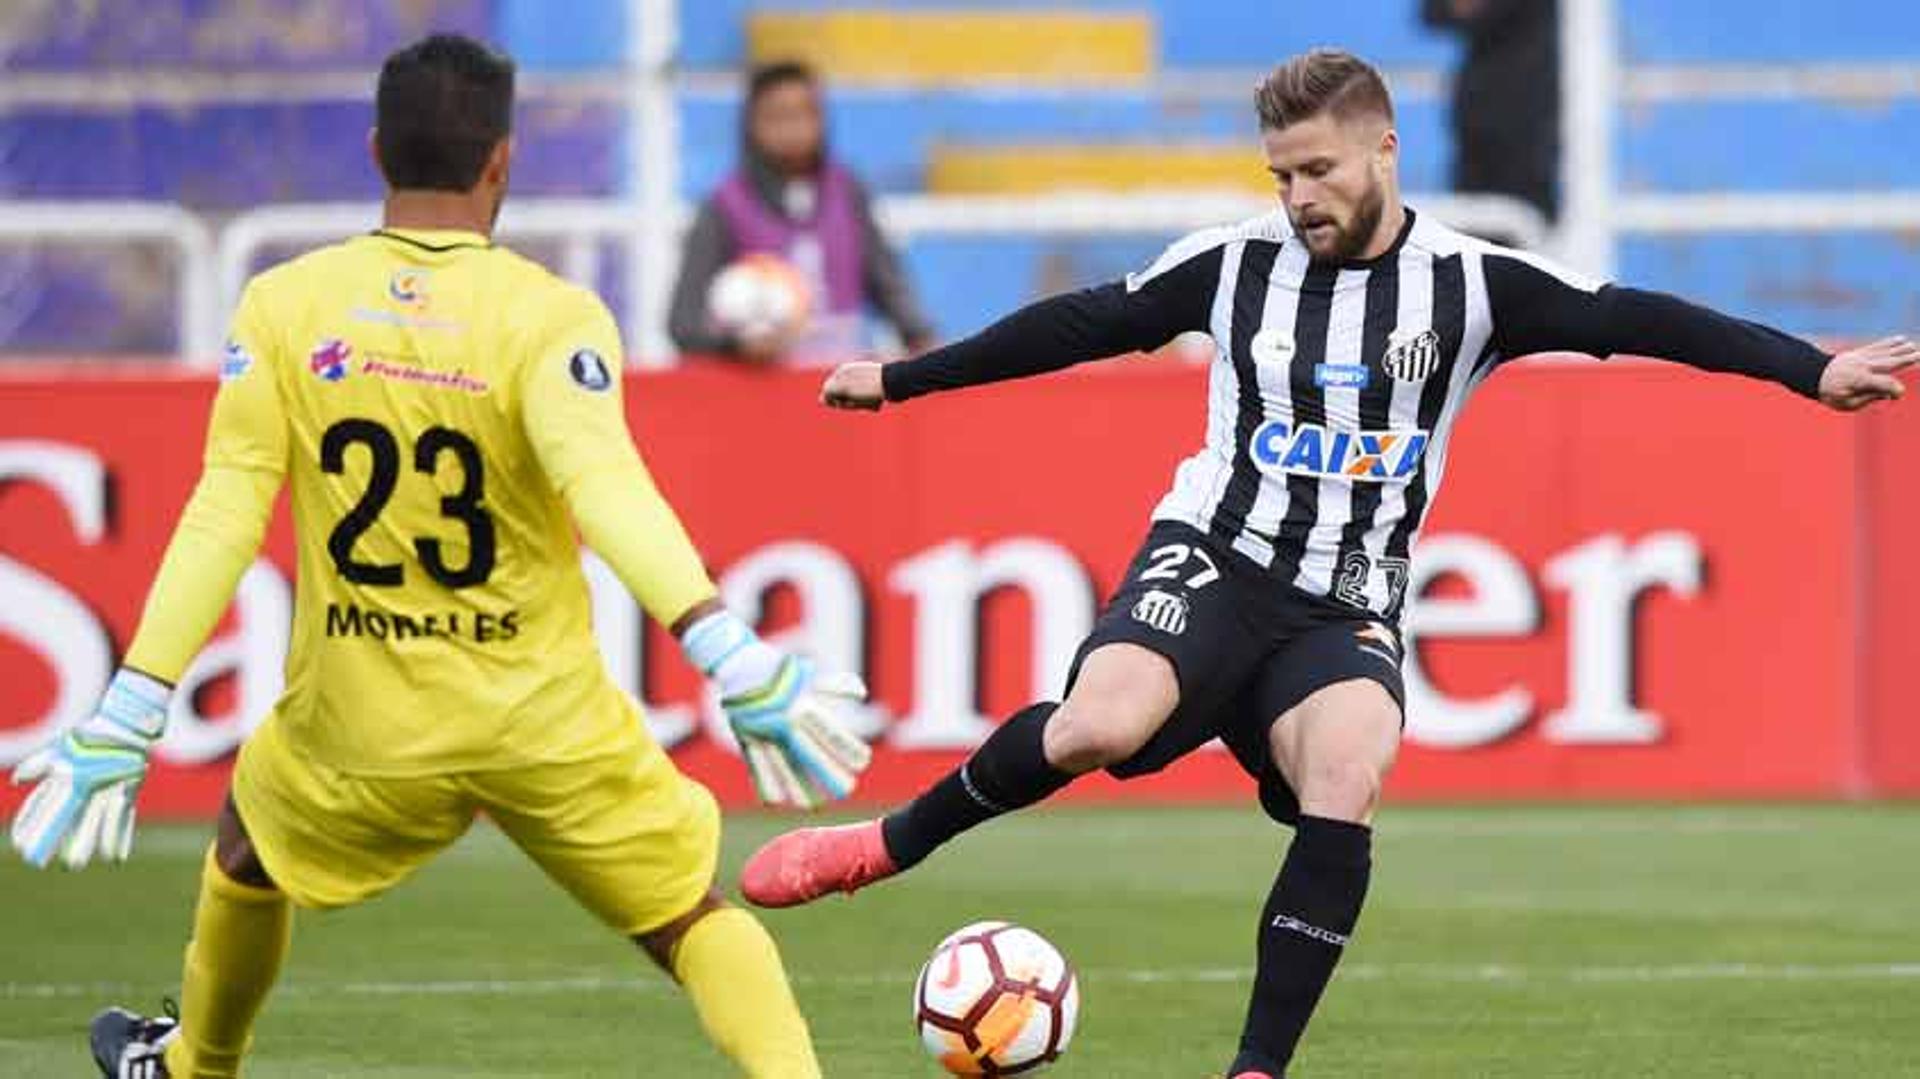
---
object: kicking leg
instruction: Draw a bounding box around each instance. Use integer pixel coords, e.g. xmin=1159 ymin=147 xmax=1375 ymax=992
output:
xmin=1230 ymin=678 xmax=1399 ymax=1078
xmin=740 ymin=642 xmax=1179 ymax=908
xmin=636 ymin=890 xmax=821 ymax=1079
xmin=890 ymin=643 xmax=1179 ymax=865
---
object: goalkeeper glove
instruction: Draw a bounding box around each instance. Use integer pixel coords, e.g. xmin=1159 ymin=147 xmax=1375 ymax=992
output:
xmin=682 ymin=610 xmax=871 ymax=810
xmin=10 ymin=668 xmax=170 ymax=869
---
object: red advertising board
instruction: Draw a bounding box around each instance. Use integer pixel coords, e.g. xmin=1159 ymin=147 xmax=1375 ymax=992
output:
xmin=1861 ymin=396 xmax=1920 ymax=793
xmin=0 ymin=360 xmax=1909 ymax=817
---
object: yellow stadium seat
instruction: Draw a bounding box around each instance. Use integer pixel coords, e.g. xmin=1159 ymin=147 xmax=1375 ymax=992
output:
xmin=747 ymin=10 xmax=1155 ymax=85
xmin=928 ymin=143 xmax=1272 ymax=195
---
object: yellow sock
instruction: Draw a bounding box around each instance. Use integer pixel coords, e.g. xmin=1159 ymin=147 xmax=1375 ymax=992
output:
xmin=162 ymin=846 xmax=292 ymax=1079
xmin=671 ymin=906 xmax=821 ymax=1079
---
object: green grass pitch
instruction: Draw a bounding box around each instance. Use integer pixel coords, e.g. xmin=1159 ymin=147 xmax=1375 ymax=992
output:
xmin=4 ymin=804 xmax=1918 ymax=1076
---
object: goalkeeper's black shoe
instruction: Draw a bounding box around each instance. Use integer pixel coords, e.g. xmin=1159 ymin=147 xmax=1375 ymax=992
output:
xmin=90 ymin=1001 xmax=179 ymax=1078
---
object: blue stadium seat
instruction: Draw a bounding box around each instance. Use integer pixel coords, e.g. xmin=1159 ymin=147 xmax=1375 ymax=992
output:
xmin=899 ymin=234 xmax=1165 ymax=339
xmin=0 ymin=102 xmax=626 ymax=206
xmin=1621 ymin=98 xmax=1920 ymax=192
xmin=497 ymin=0 xmax=626 ymax=69
xmin=1620 ymin=234 xmax=1920 ymax=340
xmin=1618 ymin=0 xmax=1920 ymax=62
xmin=1 ymin=0 xmax=491 ymax=69
xmin=1145 ymin=0 xmax=1457 ymax=69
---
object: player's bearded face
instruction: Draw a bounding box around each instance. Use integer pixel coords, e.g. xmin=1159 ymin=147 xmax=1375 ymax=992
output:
xmin=1299 ymin=179 xmax=1386 ymax=263
xmin=1264 ymin=114 xmax=1395 ymax=263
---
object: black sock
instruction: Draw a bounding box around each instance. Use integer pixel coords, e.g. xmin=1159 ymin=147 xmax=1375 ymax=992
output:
xmin=880 ymin=703 xmax=1071 ymax=870
xmin=1231 ymin=815 xmax=1373 ymax=1075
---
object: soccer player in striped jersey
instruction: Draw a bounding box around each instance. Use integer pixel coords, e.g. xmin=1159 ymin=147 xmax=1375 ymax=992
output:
xmin=741 ymin=48 xmax=1915 ymax=1077
xmin=10 ymin=34 xmax=867 ymax=1079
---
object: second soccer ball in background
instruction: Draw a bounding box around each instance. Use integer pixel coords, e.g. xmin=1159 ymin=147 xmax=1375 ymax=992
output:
xmin=706 ymin=253 xmax=813 ymax=342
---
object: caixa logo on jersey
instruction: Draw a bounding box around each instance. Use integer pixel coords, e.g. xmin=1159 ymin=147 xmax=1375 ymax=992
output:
xmin=1251 ymin=420 xmax=1429 ymax=482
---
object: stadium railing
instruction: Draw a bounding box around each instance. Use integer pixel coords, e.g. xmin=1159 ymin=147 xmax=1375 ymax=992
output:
xmin=210 ymin=191 xmax=1549 ymax=370
xmin=16 ymin=195 xmax=1507 ymax=368
xmin=0 ymin=202 xmax=218 ymax=366
xmin=17 ymin=183 xmax=1920 ymax=367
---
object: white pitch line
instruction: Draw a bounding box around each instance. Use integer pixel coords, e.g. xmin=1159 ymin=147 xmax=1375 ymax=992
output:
xmin=1566 ymin=962 xmax=1920 ymax=983
xmin=1374 ymin=816 xmax=1851 ymax=838
xmin=11 ymin=962 xmax=1920 ymax=1001
xmin=127 ymin=807 xmax=1915 ymax=860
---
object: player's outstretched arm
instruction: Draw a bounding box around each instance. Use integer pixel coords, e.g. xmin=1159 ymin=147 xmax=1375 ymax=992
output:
xmin=821 ymin=360 xmax=886 ymax=410
xmin=538 ymin=425 xmax=873 ymax=810
xmin=826 ymin=233 xmax=1227 ymax=411
xmin=523 ymin=295 xmax=871 ymax=808
xmin=1482 ymin=251 xmax=1909 ymax=408
xmin=12 ymin=290 xmax=287 ymax=869
xmin=1815 ymin=336 xmax=1916 ymax=412
xmin=675 ymin=600 xmax=872 ymax=809
xmin=555 ymin=457 xmax=875 ymax=809
xmin=10 ymin=669 xmax=170 ymax=869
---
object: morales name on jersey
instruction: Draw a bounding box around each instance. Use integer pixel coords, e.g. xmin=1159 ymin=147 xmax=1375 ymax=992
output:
xmin=1250 ymin=420 xmax=1430 ymax=483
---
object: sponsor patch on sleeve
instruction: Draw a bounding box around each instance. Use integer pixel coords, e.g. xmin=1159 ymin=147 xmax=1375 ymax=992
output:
xmin=220 ymin=339 xmax=254 ymax=382
xmin=568 ymin=348 xmax=612 ymax=392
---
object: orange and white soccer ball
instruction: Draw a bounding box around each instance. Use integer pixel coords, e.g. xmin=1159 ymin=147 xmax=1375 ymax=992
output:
xmin=706 ymin=253 xmax=812 ymax=339
xmin=914 ymin=921 xmax=1080 ymax=1076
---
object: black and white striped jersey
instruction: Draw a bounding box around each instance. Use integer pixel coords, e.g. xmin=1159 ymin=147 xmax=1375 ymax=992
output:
xmin=883 ymin=206 xmax=1829 ymax=622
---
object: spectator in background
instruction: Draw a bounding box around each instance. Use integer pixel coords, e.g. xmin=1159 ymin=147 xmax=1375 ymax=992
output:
xmin=669 ymin=60 xmax=934 ymax=365
xmin=1422 ymin=0 xmax=1560 ymax=225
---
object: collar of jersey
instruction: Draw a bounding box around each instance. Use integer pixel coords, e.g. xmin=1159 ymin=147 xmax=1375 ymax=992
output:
xmin=1327 ymin=207 xmax=1418 ymax=271
xmin=369 ymin=227 xmax=493 ymax=253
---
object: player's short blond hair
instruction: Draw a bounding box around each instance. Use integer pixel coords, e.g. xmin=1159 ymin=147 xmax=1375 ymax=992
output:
xmin=1255 ymin=48 xmax=1394 ymax=130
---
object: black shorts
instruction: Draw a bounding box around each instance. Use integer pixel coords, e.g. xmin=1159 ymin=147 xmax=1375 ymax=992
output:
xmin=1065 ymin=520 xmax=1407 ymax=824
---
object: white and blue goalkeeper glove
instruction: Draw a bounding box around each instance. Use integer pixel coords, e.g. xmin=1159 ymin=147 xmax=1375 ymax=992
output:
xmin=683 ymin=611 xmax=871 ymax=810
xmin=10 ymin=669 xmax=169 ymax=869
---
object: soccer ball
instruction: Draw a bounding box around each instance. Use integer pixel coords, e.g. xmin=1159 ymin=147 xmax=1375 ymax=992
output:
xmin=706 ymin=253 xmax=812 ymax=340
xmin=914 ymin=921 xmax=1080 ymax=1076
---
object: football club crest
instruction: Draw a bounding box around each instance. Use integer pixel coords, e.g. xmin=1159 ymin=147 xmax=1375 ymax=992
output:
xmin=1131 ymin=589 xmax=1190 ymax=636
xmin=1382 ymin=329 xmax=1441 ymax=382
xmin=389 ymin=269 xmax=431 ymax=310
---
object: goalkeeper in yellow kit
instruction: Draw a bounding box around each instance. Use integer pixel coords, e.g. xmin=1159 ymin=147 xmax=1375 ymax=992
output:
xmin=7 ymin=34 xmax=870 ymax=1079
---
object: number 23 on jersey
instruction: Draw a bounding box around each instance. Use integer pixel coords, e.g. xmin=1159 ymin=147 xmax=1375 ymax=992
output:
xmin=321 ymin=417 xmax=496 ymax=589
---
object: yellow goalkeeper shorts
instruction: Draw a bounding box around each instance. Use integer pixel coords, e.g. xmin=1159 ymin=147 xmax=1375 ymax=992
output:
xmin=229 ymin=708 xmax=720 ymax=935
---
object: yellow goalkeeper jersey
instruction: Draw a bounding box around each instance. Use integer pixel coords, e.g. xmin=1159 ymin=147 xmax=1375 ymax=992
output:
xmin=126 ymin=227 xmax=717 ymax=775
